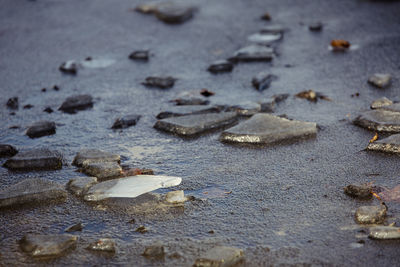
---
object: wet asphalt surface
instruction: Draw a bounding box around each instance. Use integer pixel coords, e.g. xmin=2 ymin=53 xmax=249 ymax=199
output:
xmin=1 ymin=0 xmax=400 ymax=265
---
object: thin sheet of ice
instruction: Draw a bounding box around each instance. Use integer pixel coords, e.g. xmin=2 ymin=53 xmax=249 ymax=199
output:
xmin=84 ymin=175 xmax=182 ymax=201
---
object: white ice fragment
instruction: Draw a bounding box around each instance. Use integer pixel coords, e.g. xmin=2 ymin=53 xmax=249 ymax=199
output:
xmin=84 ymin=175 xmax=182 ymax=201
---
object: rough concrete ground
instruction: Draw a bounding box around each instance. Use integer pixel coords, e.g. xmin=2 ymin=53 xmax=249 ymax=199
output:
xmin=1 ymin=0 xmax=400 ymax=265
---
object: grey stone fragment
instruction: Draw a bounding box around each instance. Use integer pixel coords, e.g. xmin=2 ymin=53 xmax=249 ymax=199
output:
xmin=0 ymin=178 xmax=67 ymax=209
xmin=247 ymin=33 xmax=282 ymax=45
xmin=309 ymin=22 xmax=323 ymax=31
xmin=67 ymin=176 xmax=98 ymax=197
xmin=367 ymin=133 xmax=400 ymax=153
xmin=353 ymin=109 xmax=400 ymax=133
xmin=172 ymin=98 xmax=209 ymax=106
xmin=156 ymin=106 xmax=224 ymax=119
xmin=81 ymin=161 xmax=122 ymax=180
xmin=193 ymin=246 xmax=244 ymax=267
xmin=154 ymin=3 xmax=195 ymax=24
xmin=370 ymin=97 xmax=393 ymax=109
xmin=72 ymin=149 xmax=120 ymax=167
xmin=225 ymin=102 xmax=261 ymax=116
xmin=259 ymin=25 xmax=286 ymax=34
xmin=355 ymin=205 xmax=387 ymax=224
xmin=87 ymin=238 xmax=116 ymax=252
xmin=142 ymin=242 xmax=165 ymax=258
xmin=0 ymin=144 xmax=18 ymax=157
xmin=142 ymin=76 xmax=176 ymax=89
xmin=377 ymin=103 xmax=400 ymax=113
xmin=220 ymin=113 xmax=317 ymax=145
xmin=230 ymin=45 xmax=274 ymax=62
xmin=3 ymin=149 xmax=63 ymax=171
xmin=252 ymin=72 xmax=278 ymax=91
xmin=344 ymin=184 xmax=372 ymax=199
xmin=6 ymin=97 xmax=18 ymax=109
xmin=26 ymin=121 xmax=56 ymax=138
xmin=154 ymin=112 xmax=238 ymax=136
xmin=59 ymin=60 xmax=80 ymax=75
xmin=112 ymin=114 xmax=141 ymax=129
xmin=59 ymin=94 xmax=93 ymax=114
xmin=369 ymin=226 xmax=400 ymax=239
xmin=368 ymin=73 xmax=391 ymax=88
xmin=129 ymin=50 xmax=149 ymax=61
xmin=65 ymin=223 xmax=84 ymax=232
xmin=208 ymin=60 xmax=234 ymax=74
xmin=20 ymin=234 xmax=77 ymax=258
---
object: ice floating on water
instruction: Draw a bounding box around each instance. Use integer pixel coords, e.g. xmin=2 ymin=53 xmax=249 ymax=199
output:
xmin=84 ymin=175 xmax=182 ymax=201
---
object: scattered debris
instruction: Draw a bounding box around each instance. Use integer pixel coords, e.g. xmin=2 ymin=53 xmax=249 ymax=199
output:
xmin=19 ymin=234 xmax=77 ymax=258
xmin=65 ymin=223 xmax=84 ymax=233
xmin=0 ymin=144 xmax=18 ymax=157
xmin=220 ymin=113 xmax=317 ymax=145
xmin=135 ymin=225 xmax=148 ymax=233
xmin=368 ymin=73 xmax=392 ymax=89
xmin=84 ymin=175 xmax=182 ymax=201
xmin=6 ymin=97 xmax=18 ymax=109
xmin=252 ymin=72 xmax=278 ymax=91
xmin=171 ymin=98 xmax=209 ymax=106
xmin=295 ymin=90 xmax=331 ymax=102
xmin=0 ymin=178 xmax=67 ymax=209
xmin=344 ymin=184 xmax=373 ymax=199
xmin=3 ymin=149 xmax=63 ymax=171
xmin=26 ymin=121 xmax=56 ymax=138
xmin=87 ymin=238 xmax=116 ymax=253
xmin=112 ymin=114 xmax=141 ymax=129
xmin=121 ymin=168 xmax=154 ymax=176
xmin=259 ymin=25 xmax=286 ymax=34
xmin=370 ymin=97 xmax=393 ymax=109
xmin=59 ymin=60 xmax=80 ymax=74
xmin=43 ymin=107 xmax=54 ymax=113
xmin=247 ymin=33 xmax=282 ymax=45
xmin=330 ymin=40 xmax=351 ymax=51
xmin=142 ymin=76 xmax=176 ymax=89
xmin=129 ymin=50 xmax=149 ymax=61
xmin=59 ymin=94 xmax=93 ymax=114
xmin=309 ymin=22 xmax=323 ymax=32
xmin=23 ymin=104 xmax=33 ymax=109
xmin=200 ymin=89 xmax=215 ymax=97
xmin=207 ymin=60 xmax=234 ymax=74
xmin=355 ymin=205 xmax=387 ymax=224
xmin=260 ymin=12 xmax=271 ymax=21
xmin=229 ymin=45 xmax=274 ymax=62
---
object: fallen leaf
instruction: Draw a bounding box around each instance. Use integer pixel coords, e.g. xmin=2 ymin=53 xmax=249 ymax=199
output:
xmin=330 ymin=39 xmax=351 ymax=51
xmin=369 ymin=133 xmax=378 ymax=143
